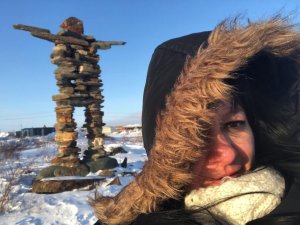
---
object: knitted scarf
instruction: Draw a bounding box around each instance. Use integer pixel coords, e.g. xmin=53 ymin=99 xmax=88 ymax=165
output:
xmin=185 ymin=167 xmax=285 ymax=225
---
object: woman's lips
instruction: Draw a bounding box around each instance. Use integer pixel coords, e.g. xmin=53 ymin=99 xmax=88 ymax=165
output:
xmin=202 ymin=169 xmax=242 ymax=187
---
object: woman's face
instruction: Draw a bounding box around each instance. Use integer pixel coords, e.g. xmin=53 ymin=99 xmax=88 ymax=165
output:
xmin=190 ymin=101 xmax=255 ymax=189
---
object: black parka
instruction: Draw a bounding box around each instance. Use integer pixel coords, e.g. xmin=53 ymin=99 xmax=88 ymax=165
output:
xmin=93 ymin=17 xmax=300 ymax=225
xmin=140 ymin=25 xmax=300 ymax=225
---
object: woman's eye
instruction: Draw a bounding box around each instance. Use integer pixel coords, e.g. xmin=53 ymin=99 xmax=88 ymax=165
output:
xmin=224 ymin=120 xmax=246 ymax=130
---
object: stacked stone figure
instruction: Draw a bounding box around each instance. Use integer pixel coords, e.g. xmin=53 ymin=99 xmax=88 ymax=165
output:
xmin=14 ymin=17 xmax=125 ymax=168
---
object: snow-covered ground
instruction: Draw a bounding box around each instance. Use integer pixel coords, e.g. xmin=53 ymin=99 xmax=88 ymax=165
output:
xmin=0 ymin=130 xmax=147 ymax=225
xmin=0 ymin=132 xmax=9 ymax=138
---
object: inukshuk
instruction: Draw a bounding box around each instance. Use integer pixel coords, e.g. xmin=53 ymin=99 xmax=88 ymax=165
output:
xmin=14 ymin=17 xmax=125 ymax=169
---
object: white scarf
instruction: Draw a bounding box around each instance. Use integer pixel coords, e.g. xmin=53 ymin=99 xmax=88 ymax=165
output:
xmin=185 ymin=167 xmax=285 ymax=225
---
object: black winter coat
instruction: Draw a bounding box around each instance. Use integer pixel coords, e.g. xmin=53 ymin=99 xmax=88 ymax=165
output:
xmin=93 ymin=18 xmax=300 ymax=225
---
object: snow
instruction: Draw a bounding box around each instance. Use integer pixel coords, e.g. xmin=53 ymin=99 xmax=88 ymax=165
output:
xmin=123 ymin=124 xmax=141 ymax=128
xmin=0 ymin=130 xmax=147 ymax=225
xmin=0 ymin=132 xmax=9 ymax=138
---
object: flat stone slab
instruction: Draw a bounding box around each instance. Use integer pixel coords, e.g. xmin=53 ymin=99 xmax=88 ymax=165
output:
xmin=32 ymin=176 xmax=105 ymax=194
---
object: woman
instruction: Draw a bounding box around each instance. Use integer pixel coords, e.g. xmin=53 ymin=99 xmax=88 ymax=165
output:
xmin=93 ymin=16 xmax=300 ymax=224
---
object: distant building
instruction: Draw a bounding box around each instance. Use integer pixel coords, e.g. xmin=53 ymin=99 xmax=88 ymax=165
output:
xmin=116 ymin=124 xmax=142 ymax=132
xmin=102 ymin=126 xmax=117 ymax=134
xmin=15 ymin=131 xmax=21 ymax=138
xmin=16 ymin=126 xmax=55 ymax=137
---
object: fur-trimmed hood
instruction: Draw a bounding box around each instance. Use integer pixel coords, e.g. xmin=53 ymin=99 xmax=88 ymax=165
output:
xmin=93 ymin=17 xmax=300 ymax=225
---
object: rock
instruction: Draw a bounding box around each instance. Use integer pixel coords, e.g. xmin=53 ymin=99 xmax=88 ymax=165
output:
xmin=97 ymin=170 xmax=115 ymax=177
xmin=110 ymin=146 xmax=127 ymax=155
xmin=85 ymin=121 xmax=103 ymax=128
xmin=55 ymin=123 xmax=76 ymax=132
xmin=91 ymin=153 xmax=104 ymax=160
xmin=84 ymin=148 xmax=107 ymax=160
xmin=74 ymin=84 xmax=86 ymax=91
xmin=91 ymin=137 xmax=104 ymax=148
xmin=107 ymin=176 xmax=121 ymax=186
xmin=52 ymin=94 xmax=71 ymax=101
xmin=55 ymin=140 xmax=77 ymax=148
xmin=86 ymin=157 xmax=119 ymax=172
xmin=60 ymin=17 xmax=84 ymax=35
xmin=84 ymin=35 xmax=96 ymax=42
xmin=57 ymin=147 xmax=80 ymax=157
xmin=55 ymin=105 xmax=73 ymax=111
xmin=34 ymin=163 xmax=95 ymax=180
xmin=58 ymin=29 xmax=84 ymax=39
xmin=89 ymin=94 xmax=103 ymax=100
xmin=89 ymin=90 xmax=101 ymax=97
xmin=32 ymin=177 xmax=105 ymax=193
xmin=35 ymin=165 xmax=62 ymax=180
xmin=79 ymin=63 xmax=100 ymax=74
xmin=51 ymin=45 xmax=72 ymax=60
xmin=56 ymin=115 xmax=74 ymax=124
xmin=120 ymin=171 xmax=137 ymax=177
xmin=59 ymin=86 xmax=75 ymax=95
xmin=67 ymin=98 xmax=97 ymax=106
xmin=78 ymin=55 xmax=99 ymax=64
xmin=55 ymin=65 xmax=77 ymax=75
xmin=55 ymin=72 xmax=78 ymax=80
xmin=70 ymin=44 xmax=85 ymax=50
xmin=91 ymin=42 xmax=112 ymax=50
xmin=120 ymin=157 xmax=127 ymax=168
xmin=55 ymin=131 xmax=78 ymax=142
xmin=56 ymin=79 xmax=72 ymax=86
xmin=76 ymin=78 xmax=101 ymax=86
xmin=89 ymin=86 xmax=101 ymax=92
xmin=13 ymin=24 xmax=51 ymax=34
xmin=52 ymin=166 xmax=70 ymax=176
xmin=53 ymin=164 xmax=89 ymax=177
xmin=51 ymin=56 xmax=79 ymax=65
xmin=51 ymin=155 xmax=80 ymax=167
xmin=51 ymin=55 xmax=66 ymax=65
xmin=77 ymin=49 xmax=88 ymax=55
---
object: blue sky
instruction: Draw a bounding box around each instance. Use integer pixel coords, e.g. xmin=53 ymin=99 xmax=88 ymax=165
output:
xmin=0 ymin=0 xmax=299 ymax=132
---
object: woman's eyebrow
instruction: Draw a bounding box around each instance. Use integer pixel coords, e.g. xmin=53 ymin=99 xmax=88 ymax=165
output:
xmin=230 ymin=104 xmax=244 ymax=113
xmin=223 ymin=108 xmax=244 ymax=119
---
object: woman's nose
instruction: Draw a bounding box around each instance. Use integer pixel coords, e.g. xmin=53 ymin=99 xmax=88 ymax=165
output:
xmin=206 ymin=132 xmax=237 ymax=167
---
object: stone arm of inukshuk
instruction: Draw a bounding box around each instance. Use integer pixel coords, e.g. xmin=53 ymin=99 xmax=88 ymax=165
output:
xmin=13 ymin=24 xmax=90 ymax=46
xmin=91 ymin=41 xmax=126 ymax=50
xmin=13 ymin=24 xmax=126 ymax=49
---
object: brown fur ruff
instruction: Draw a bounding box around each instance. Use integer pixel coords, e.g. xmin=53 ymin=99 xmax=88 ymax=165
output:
xmin=92 ymin=17 xmax=300 ymax=225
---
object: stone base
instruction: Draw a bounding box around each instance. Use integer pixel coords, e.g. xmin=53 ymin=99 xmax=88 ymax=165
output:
xmin=51 ymin=156 xmax=80 ymax=167
xmin=32 ymin=156 xmax=120 ymax=193
xmin=36 ymin=164 xmax=89 ymax=180
xmin=31 ymin=177 xmax=105 ymax=193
